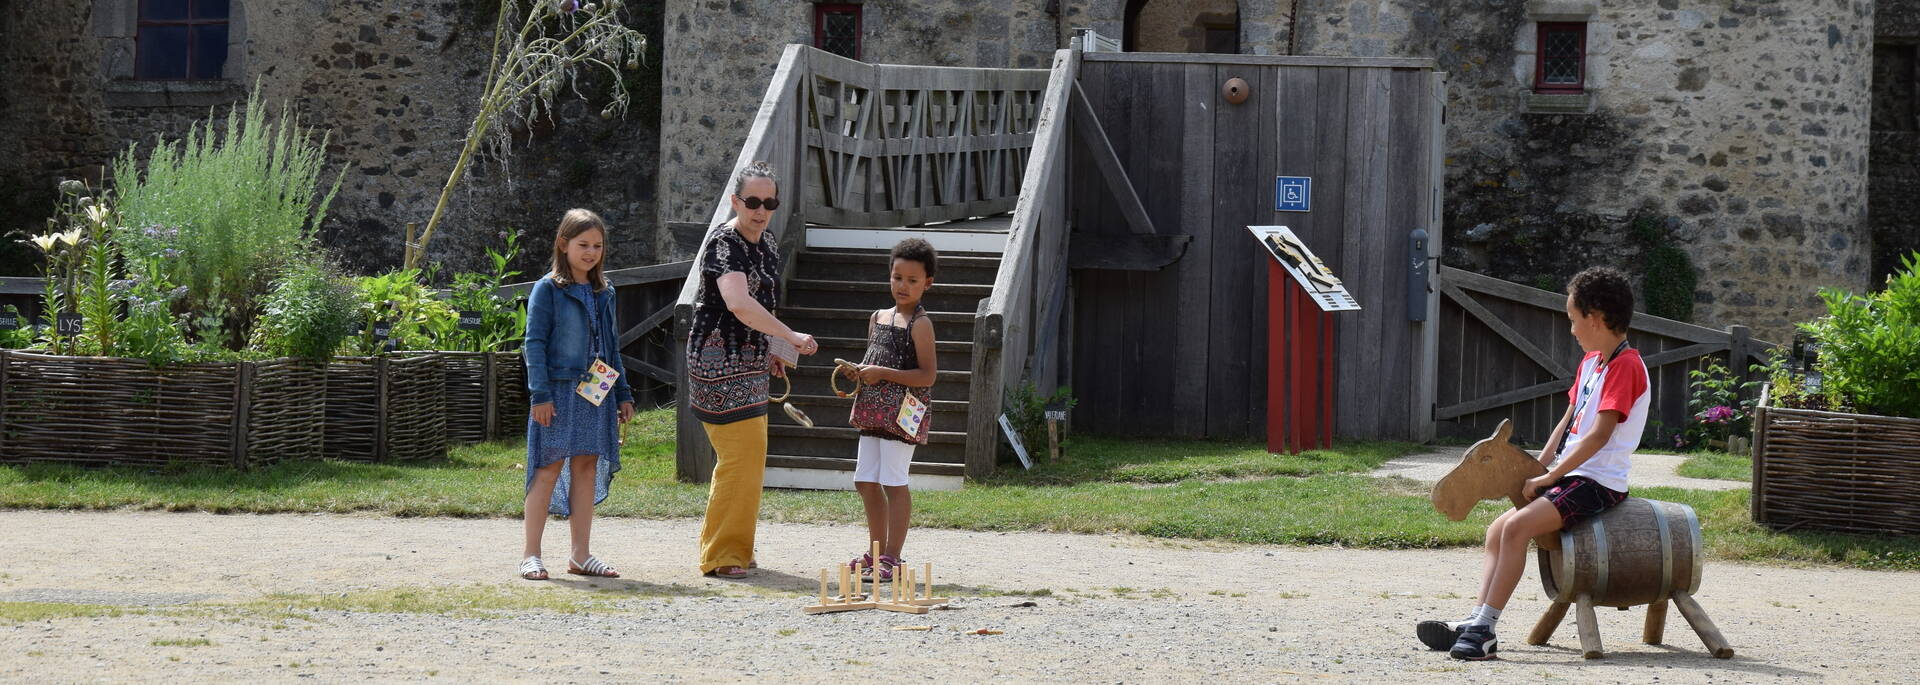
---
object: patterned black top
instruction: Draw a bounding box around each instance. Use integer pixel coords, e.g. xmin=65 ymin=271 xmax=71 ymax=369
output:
xmin=859 ymin=306 xmax=928 ymax=444
xmin=686 ymin=223 xmax=781 ymax=424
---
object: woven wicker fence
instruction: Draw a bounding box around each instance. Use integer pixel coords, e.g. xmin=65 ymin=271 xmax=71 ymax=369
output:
xmin=1752 ymin=388 xmax=1920 ymax=535
xmin=494 ymin=352 xmax=529 ymax=439
xmin=399 ymin=351 xmax=527 ymax=445
xmin=323 ymin=354 xmax=448 ymax=462
xmin=0 ymin=350 xmax=324 ymax=468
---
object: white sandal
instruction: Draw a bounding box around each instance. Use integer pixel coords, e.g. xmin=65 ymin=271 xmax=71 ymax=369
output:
xmin=520 ymin=556 xmax=548 ymax=580
xmin=567 ymin=555 xmax=619 ymax=578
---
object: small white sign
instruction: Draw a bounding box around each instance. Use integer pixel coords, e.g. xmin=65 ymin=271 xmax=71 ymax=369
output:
xmin=1247 ymin=225 xmax=1361 ymax=312
xmin=998 ymin=414 xmax=1033 ymax=469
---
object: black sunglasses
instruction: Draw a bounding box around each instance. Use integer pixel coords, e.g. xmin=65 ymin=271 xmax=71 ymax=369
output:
xmin=735 ymin=194 xmax=780 ymax=211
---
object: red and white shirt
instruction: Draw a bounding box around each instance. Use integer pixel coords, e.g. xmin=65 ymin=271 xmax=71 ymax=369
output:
xmin=1561 ymin=348 xmax=1650 ymax=492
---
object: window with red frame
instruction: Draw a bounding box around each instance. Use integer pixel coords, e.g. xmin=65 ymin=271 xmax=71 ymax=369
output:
xmin=136 ymin=0 xmax=231 ymax=80
xmin=1534 ymin=22 xmax=1587 ymax=94
xmin=814 ymin=4 xmax=861 ymax=60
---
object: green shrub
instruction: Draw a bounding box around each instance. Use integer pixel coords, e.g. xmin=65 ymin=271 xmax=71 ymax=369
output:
xmin=252 ymin=257 xmax=360 ymax=362
xmin=343 ymin=270 xmax=458 ymax=356
xmin=1798 ymin=252 xmax=1920 ymax=418
xmin=1675 ymin=358 xmax=1762 ymax=450
xmin=111 ymin=86 xmax=342 ymax=350
xmin=441 ymin=231 xmax=528 ymax=353
xmin=0 ymin=306 xmax=32 ymax=349
xmin=1005 ymin=382 xmax=1077 ymax=458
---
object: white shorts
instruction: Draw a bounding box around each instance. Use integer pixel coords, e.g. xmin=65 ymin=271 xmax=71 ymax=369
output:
xmin=853 ymin=435 xmax=915 ymax=487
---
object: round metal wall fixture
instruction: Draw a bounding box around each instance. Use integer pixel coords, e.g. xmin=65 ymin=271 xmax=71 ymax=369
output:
xmin=1222 ymin=77 xmax=1250 ymax=104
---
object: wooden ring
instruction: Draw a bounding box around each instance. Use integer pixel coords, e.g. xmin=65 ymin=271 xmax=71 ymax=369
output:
xmin=829 ymin=358 xmax=861 ymax=398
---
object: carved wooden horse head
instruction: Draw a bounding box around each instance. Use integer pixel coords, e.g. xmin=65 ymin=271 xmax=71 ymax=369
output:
xmin=1431 ymin=419 xmax=1548 ymax=519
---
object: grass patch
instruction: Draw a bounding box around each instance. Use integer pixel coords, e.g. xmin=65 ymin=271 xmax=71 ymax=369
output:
xmin=241 ymin=582 xmax=706 ymax=618
xmin=2 ymin=409 xmax=1916 ymax=571
xmin=0 ymin=602 xmax=128 ymax=623
xmin=1002 ymin=437 xmax=1423 ymax=484
xmin=1675 ymin=450 xmax=1753 ymax=482
xmin=151 ymin=638 xmax=214 ymax=647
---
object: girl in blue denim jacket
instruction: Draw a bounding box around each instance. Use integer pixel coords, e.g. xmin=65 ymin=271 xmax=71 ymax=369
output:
xmin=518 ymin=209 xmax=634 ymax=581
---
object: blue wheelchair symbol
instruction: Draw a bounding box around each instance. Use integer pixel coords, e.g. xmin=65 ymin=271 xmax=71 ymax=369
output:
xmin=1275 ymin=176 xmax=1312 ymax=212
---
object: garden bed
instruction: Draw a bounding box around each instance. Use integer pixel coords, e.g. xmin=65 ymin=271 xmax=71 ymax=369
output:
xmin=399 ymin=350 xmax=526 ymax=444
xmin=0 ymin=350 xmax=324 ymax=468
xmin=1753 ymin=387 xmax=1920 ymax=535
xmin=323 ymin=354 xmax=448 ymax=462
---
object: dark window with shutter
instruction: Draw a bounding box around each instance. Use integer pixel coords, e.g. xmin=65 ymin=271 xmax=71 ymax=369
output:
xmin=814 ymin=4 xmax=862 ymax=61
xmin=1534 ymin=22 xmax=1586 ymax=94
xmin=137 ymin=0 xmax=231 ymax=80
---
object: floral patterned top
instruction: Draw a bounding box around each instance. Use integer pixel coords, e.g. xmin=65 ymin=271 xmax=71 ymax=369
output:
xmin=686 ymin=223 xmax=780 ymax=424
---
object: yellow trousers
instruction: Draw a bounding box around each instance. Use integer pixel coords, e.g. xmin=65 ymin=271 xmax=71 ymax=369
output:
xmin=698 ymin=416 xmax=767 ymax=573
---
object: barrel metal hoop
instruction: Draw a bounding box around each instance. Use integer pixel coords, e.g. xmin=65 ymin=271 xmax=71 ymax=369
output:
xmin=1590 ymin=518 xmax=1610 ymax=602
xmin=1650 ymin=499 xmax=1674 ymax=602
xmin=1681 ymin=502 xmax=1704 ymax=594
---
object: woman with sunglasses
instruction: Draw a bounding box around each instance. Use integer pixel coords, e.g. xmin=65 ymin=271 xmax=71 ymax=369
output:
xmin=686 ymin=161 xmax=818 ymax=579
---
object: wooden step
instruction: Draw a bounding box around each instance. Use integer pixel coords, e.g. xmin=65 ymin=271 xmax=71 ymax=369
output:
xmin=785 ymin=278 xmax=992 ymax=313
xmin=806 ymin=226 xmax=1008 ymax=254
xmin=776 ymin=306 xmax=976 ymax=340
xmin=763 ymin=454 xmax=966 ymax=491
xmin=779 ymin=364 xmax=969 ymax=398
xmin=795 ymin=250 xmax=1002 ymax=285
xmin=767 ymin=454 xmax=965 ymax=477
xmin=767 ymin=424 xmax=967 ymax=463
xmin=812 ymin=336 xmax=975 ymax=370
xmin=770 ymin=393 xmax=970 ymax=431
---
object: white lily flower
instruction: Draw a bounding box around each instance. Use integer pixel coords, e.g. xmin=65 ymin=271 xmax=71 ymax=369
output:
xmin=57 ymin=228 xmax=83 ymax=246
xmin=29 ymin=234 xmax=58 ymax=252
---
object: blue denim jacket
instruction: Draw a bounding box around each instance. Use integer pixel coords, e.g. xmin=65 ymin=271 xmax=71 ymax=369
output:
xmin=524 ymin=276 xmax=635 ymax=406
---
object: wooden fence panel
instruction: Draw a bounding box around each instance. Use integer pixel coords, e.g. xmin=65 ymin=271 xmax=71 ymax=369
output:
xmin=1435 ymin=266 xmax=1775 ymax=446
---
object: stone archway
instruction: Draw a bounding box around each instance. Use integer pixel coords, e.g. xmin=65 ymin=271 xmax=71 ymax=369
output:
xmin=1124 ymin=0 xmax=1239 ymax=54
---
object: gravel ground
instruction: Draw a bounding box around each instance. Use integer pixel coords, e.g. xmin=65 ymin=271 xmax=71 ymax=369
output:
xmin=1371 ymin=448 xmax=1747 ymax=491
xmin=1 ymin=510 xmax=1912 ymax=683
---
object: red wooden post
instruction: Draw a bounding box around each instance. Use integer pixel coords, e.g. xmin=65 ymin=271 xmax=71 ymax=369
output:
xmin=1267 ymin=261 xmax=1335 ymax=454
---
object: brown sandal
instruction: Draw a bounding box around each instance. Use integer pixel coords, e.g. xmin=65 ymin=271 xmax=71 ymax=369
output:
xmin=708 ymin=565 xmax=749 ymax=579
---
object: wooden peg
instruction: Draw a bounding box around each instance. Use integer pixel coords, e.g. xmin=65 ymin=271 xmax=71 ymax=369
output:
xmin=841 ymin=565 xmax=852 ymax=603
xmin=819 ymin=568 xmax=828 ymax=605
xmin=904 ymin=569 xmax=916 ymax=601
xmin=923 ymin=562 xmax=933 ymax=599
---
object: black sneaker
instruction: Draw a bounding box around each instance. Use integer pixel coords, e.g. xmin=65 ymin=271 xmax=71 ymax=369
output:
xmin=1416 ymin=619 xmax=1466 ymax=651
xmin=1449 ymin=624 xmax=1499 ymax=660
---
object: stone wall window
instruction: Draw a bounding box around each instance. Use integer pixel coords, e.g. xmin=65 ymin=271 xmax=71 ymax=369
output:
xmin=1533 ymin=22 xmax=1586 ymax=94
xmin=135 ymin=0 xmax=231 ymax=80
xmin=94 ymin=0 xmax=246 ymax=106
xmin=814 ymin=4 xmax=862 ymax=61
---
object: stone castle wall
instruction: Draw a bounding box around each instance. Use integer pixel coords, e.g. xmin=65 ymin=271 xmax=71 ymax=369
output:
xmin=0 ymin=1 xmax=664 ymax=279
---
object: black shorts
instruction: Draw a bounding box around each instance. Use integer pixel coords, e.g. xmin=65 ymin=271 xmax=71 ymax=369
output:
xmin=1542 ymin=476 xmax=1628 ymax=527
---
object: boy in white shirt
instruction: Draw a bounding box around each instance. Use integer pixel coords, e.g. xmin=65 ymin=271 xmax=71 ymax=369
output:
xmin=1418 ymin=267 xmax=1651 ymax=660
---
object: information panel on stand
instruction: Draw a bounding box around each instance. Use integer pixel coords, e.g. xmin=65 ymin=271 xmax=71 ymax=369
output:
xmin=1246 ymin=226 xmax=1360 ymax=312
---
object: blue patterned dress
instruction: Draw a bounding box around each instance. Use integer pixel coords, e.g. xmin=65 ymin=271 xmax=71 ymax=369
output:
xmin=526 ymin=283 xmax=621 ymax=515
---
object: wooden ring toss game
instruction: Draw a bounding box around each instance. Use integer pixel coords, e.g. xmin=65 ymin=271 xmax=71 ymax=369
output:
xmin=803 ymin=541 xmax=951 ymax=615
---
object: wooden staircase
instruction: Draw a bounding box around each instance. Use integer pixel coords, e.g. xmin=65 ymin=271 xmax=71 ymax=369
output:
xmin=673 ymin=45 xmax=1074 ymax=488
xmin=763 ymin=221 xmax=1009 ymax=491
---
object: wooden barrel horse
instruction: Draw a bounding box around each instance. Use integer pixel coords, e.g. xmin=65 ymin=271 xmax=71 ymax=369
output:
xmin=1430 ymin=419 xmax=1734 ymax=659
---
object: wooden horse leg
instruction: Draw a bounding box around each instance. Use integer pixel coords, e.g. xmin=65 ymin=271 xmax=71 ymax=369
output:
xmin=1642 ymin=599 xmax=1669 ymax=645
xmin=1574 ymin=594 xmax=1604 ymax=659
xmin=1527 ymin=601 xmax=1570 ymax=646
xmin=1671 ymin=592 xmax=1735 ymax=659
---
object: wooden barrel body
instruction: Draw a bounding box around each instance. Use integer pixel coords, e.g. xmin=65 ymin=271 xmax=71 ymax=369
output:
xmin=1536 ymin=497 xmax=1703 ymax=608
